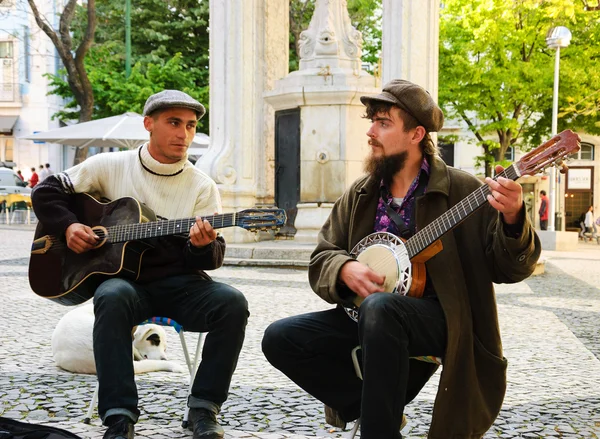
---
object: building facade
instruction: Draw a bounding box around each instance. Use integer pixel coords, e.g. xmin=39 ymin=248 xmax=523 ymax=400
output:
xmin=0 ymin=0 xmax=64 ymax=183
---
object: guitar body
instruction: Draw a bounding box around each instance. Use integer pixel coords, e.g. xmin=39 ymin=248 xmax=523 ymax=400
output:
xmin=28 ymin=194 xmax=155 ymax=306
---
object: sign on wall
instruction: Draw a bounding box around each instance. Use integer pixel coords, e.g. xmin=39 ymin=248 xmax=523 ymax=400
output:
xmin=566 ymin=167 xmax=594 ymax=191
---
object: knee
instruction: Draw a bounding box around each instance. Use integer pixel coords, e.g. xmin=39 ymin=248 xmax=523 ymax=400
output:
xmin=216 ymin=286 xmax=249 ymax=323
xmin=358 ymin=293 xmax=402 ymax=335
xmin=261 ymin=320 xmax=290 ymax=365
xmin=93 ymin=279 xmax=137 ymax=310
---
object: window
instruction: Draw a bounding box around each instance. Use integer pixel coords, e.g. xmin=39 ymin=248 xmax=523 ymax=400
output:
xmin=5 ymin=138 xmax=13 ymax=162
xmin=504 ymin=146 xmax=514 ymax=161
xmin=0 ymin=41 xmax=13 ymax=58
xmin=568 ymin=142 xmax=595 ymax=161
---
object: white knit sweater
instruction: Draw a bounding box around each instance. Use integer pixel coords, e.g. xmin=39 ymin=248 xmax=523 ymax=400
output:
xmin=57 ymin=144 xmax=222 ymax=220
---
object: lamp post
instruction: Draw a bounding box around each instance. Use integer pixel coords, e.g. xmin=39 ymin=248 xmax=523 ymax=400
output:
xmin=545 ymin=26 xmax=571 ymax=232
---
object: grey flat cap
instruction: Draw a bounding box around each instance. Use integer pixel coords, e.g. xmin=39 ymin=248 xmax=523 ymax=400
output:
xmin=143 ymin=90 xmax=206 ymax=119
xmin=360 ymin=79 xmax=444 ymax=132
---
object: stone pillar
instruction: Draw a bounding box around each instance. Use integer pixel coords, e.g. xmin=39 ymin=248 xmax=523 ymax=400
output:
xmin=265 ymin=0 xmax=379 ymax=243
xmin=381 ymin=0 xmax=440 ymax=99
xmin=197 ymin=0 xmax=289 ymax=242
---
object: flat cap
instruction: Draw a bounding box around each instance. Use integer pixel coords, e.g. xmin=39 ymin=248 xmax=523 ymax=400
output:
xmin=360 ymin=79 xmax=444 ymax=132
xmin=143 ymin=90 xmax=206 ymax=119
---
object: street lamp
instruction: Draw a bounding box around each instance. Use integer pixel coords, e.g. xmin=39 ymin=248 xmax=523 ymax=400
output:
xmin=545 ymin=26 xmax=572 ymax=232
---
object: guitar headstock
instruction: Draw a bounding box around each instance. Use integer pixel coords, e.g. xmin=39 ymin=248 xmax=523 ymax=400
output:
xmin=236 ymin=208 xmax=287 ymax=232
xmin=516 ymin=130 xmax=581 ymax=177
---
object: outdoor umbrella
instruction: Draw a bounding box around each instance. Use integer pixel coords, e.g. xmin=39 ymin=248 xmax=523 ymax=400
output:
xmin=20 ymin=112 xmax=210 ymax=150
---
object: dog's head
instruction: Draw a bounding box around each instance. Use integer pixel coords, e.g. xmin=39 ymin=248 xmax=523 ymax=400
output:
xmin=132 ymin=324 xmax=169 ymax=361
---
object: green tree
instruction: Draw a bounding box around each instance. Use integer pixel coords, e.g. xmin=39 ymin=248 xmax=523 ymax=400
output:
xmin=439 ymin=0 xmax=600 ymax=177
xmin=288 ymin=0 xmax=382 ymax=72
xmin=47 ymin=0 xmax=210 ymax=132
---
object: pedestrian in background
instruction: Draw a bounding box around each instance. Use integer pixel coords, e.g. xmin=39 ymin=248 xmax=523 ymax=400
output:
xmin=584 ymin=205 xmax=594 ymax=234
xmin=16 ymin=170 xmax=24 ymax=181
xmin=39 ymin=164 xmax=49 ymax=181
xmin=28 ymin=167 xmax=39 ymax=188
xmin=539 ymin=190 xmax=549 ymax=230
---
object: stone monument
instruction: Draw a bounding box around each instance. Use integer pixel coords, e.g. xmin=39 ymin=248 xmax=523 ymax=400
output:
xmin=265 ymin=0 xmax=379 ymax=243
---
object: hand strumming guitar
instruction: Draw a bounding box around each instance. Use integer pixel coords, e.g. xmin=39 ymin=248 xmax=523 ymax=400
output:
xmin=189 ymin=216 xmax=217 ymax=248
xmin=66 ymin=223 xmax=100 ymax=254
xmin=339 ymin=260 xmax=386 ymax=299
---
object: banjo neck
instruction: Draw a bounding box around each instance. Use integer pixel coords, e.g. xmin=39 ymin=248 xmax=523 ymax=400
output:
xmin=404 ymin=165 xmax=520 ymax=259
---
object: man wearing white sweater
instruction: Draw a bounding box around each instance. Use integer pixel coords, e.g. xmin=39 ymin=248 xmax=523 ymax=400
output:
xmin=32 ymin=90 xmax=248 ymax=439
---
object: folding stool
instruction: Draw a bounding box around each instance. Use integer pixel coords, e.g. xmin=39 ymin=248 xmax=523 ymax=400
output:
xmin=84 ymin=317 xmax=204 ymax=428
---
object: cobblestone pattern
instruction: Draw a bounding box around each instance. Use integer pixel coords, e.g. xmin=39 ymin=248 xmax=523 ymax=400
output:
xmin=1 ymin=228 xmax=599 ymax=438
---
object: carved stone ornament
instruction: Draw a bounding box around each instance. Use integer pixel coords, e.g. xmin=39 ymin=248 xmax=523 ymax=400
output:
xmin=298 ymin=0 xmax=364 ymax=70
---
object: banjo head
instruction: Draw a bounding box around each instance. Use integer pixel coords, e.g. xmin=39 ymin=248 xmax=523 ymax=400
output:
xmin=346 ymin=232 xmax=412 ymax=322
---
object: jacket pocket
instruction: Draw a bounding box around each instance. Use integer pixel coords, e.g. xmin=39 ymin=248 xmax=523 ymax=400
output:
xmin=472 ymin=336 xmax=508 ymax=433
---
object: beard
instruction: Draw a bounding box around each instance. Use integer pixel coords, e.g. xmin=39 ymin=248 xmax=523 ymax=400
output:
xmin=364 ymin=150 xmax=408 ymax=186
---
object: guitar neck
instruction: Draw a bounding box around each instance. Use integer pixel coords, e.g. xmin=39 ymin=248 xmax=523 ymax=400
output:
xmin=106 ymin=213 xmax=239 ymax=243
xmin=405 ymin=164 xmax=520 ymax=259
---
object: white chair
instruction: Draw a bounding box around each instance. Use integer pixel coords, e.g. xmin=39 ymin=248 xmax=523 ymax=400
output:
xmin=347 ymin=346 xmax=442 ymax=438
xmin=84 ymin=317 xmax=204 ymax=428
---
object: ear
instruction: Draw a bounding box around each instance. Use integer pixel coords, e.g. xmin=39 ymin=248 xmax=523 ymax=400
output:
xmin=412 ymin=126 xmax=426 ymax=144
xmin=143 ymin=115 xmax=154 ymax=133
xmin=147 ymin=332 xmax=161 ymax=346
xmin=134 ymin=327 xmax=154 ymax=344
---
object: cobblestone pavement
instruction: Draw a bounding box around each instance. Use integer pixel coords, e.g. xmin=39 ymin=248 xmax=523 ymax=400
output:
xmin=1 ymin=225 xmax=599 ymax=438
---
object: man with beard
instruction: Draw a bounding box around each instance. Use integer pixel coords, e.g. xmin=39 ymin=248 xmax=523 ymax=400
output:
xmin=261 ymin=79 xmax=541 ymax=438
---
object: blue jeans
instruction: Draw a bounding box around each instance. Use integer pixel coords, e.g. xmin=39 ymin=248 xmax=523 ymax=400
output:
xmin=93 ymin=274 xmax=248 ymax=424
xmin=262 ymin=294 xmax=446 ymax=439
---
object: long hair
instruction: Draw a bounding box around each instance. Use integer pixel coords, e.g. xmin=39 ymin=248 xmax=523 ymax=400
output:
xmin=363 ymin=101 xmax=439 ymax=157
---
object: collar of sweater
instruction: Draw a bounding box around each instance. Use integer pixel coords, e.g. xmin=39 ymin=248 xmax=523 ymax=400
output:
xmin=138 ymin=143 xmax=188 ymax=176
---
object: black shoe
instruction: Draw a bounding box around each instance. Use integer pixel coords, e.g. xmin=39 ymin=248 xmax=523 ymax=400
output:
xmin=103 ymin=415 xmax=134 ymax=439
xmin=188 ymin=408 xmax=224 ymax=439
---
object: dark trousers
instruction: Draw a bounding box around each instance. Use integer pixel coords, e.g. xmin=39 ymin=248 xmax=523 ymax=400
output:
xmin=540 ymin=219 xmax=548 ymax=230
xmin=262 ymin=294 xmax=446 ymax=439
xmin=93 ymin=274 xmax=248 ymax=423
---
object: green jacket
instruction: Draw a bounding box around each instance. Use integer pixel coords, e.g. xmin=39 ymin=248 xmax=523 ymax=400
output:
xmin=308 ymin=155 xmax=541 ymax=438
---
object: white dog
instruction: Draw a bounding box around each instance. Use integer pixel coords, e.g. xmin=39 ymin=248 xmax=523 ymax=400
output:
xmin=52 ymin=303 xmax=184 ymax=374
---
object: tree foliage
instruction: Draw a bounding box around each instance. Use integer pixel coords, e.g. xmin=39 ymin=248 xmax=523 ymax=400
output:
xmin=288 ymin=0 xmax=382 ymax=72
xmin=47 ymin=0 xmax=210 ymax=132
xmin=439 ymin=0 xmax=600 ymax=176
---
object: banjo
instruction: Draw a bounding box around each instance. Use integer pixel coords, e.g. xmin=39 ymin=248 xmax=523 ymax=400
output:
xmin=345 ymin=129 xmax=580 ymax=321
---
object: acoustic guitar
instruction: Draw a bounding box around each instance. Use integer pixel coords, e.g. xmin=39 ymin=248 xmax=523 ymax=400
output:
xmin=28 ymin=193 xmax=286 ymax=306
xmin=345 ymin=129 xmax=581 ymax=321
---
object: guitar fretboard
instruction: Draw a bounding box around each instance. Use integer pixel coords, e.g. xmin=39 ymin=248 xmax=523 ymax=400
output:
xmin=405 ymin=165 xmax=519 ymax=259
xmin=106 ymin=213 xmax=239 ymax=243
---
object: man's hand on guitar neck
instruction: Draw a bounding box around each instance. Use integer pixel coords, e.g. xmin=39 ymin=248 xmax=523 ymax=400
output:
xmin=485 ymin=165 xmax=524 ymax=225
xmin=65 ymin=223 xmax=100 ymax=254
xmin=339 ymin=261 xmax=386 ymax=299
xmin=189 ymin=216 xmax=217 ymax=248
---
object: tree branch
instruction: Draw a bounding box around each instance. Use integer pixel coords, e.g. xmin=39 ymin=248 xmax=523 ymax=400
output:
xmin=75 ymin=0 xmax=96 ymax=61
xmin=26 ymin=0 xmax=66 ymax=60
xmin=59 ymin=0 xmax=77 ymax=53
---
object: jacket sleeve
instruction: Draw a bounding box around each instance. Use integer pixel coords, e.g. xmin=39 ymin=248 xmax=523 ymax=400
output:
xmin=184 ymin=235 xmax=226 ymax=270
xmin=483 ymin=203 xmax=542 ymax=284
xmin=31 ymin=175 xmax=79 ymax=235
xmin=308 ymin=189 xmax=357 ymax=306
